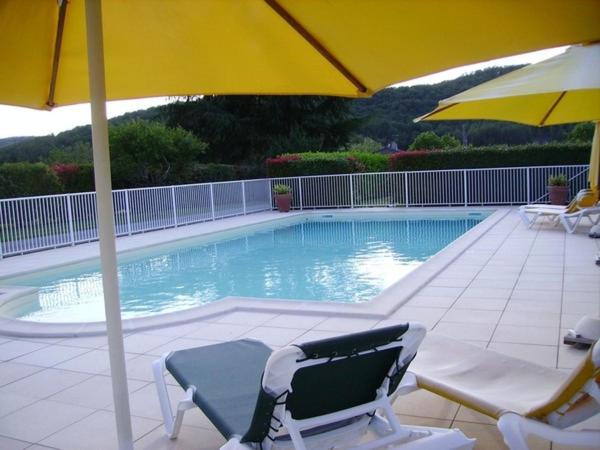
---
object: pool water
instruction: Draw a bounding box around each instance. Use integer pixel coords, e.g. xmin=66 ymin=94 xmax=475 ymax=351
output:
xmin=3 ymin=212 xmax=489 ymax=322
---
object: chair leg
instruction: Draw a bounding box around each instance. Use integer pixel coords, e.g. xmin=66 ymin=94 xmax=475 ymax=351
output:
xmin=497 ymin=413 xmax=529 ymax=450
xmin=152 ymin=354 xmax=195 ymax=439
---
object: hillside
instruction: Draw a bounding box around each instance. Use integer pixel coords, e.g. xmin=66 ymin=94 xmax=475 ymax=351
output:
xmin=0 ymin=66 xmax=576 ymax=163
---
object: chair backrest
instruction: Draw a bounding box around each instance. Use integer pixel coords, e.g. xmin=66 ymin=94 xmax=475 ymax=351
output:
xmin=240 ymin=322 xmax=425 ymax=444
xmin=568 ymin=188 xmax=599 ymax=213
xmin=526 ymin=340 xmax=600 ymax=428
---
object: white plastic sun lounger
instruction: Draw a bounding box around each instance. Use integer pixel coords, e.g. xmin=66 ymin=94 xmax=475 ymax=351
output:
xmin=519 ymin=205 xmax=600 ymax=233
xmin=153 ymin=323 xmax=474 ymax=449
xmin=410 ymin=334 xmax=600 ymax=450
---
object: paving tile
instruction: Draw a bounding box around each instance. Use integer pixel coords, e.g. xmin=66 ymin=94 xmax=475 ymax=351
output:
xmin=12 ymin=345 xmax=90 ymax=368
xmin=469 ymin=277 xmax=517 ymax=289
xmin=0 ymin=435 xmax=31 ymax=449
xmin=242 ymin=326 xmax=307 ymax=347
xmin=388 ymin=307 xmax=446 ymax=329
xmin=40 ymin=410 xmax=160 ymax=450
xmin=0 ymin=362 xmax=43 ymax=387
xmin=0 ymin=341 xmax=48 ymax=362
xmin=120 ymin=354 xmax=157 ymax=382
xmin=141 ymin=322 xmax=206 ymax=338
xmin=487 ymin=342 xmax=557 ymax=368
xmin=395 ymin=414 xmax=452 ymax=428
xmin=451 ymin=297 xmax=508 ymax=311
xmin=145 ymin=338 xmax=215 ymax=356
xmin=135 ymin=424 xmax=226 ymax=450
xmin=184 ymin=322 xmax=255 ymax=341
xmin=214 ymin=311 xmax=277 ymax=325
xmin=54 ymin=349 xmax=135 ymax=375
xmin=313 ymin=317 xmax=378 ymax=333
xmin=47 ymin=375 xmax=147 ymax=409
xmin=441 ymin=309 xmax=502 ymax=325
xmin=460 ymin=287 xmax=512 ymax=300
xmin=0 ymin=391 xmax=37 ymax=418
xmin=58 ymin=335 xmax=108 ymax=349
xmin=562 ymin=301 xmax=599 ymax=315
xmin=0 ymin=400 xmax=94 ymax=442
xmin=510 ymin=289 xmax=563 ymax=303
xmin=392 ymin=390 xmax=459 ymax=420
xmin=452 ymin=420 xmax=551 ymax=450
xmin=563 ymin=291 xmax=600 ymax=304
xmin=406 ymin=295 xmax=457 ymax=309
xmin=263 ymin=314 xmax=328 ymax=329
xmin=291 ymin=329 xmax=344 ymax=344
xmin=416 ymin=286 xmax=464 ymax=299
xmin=499 ymin=311 xmax=560 ymax=328
xmin=505 ymin=301 xmax=561 ymax=314
xmin=557 ymin=345 xmax=589 ymax=370
xmin=427 ymin=277 xmax=472 ymax=288
xmin=432 ymin=322 xmax=496 ymax=342
xmin=561 ymin=313 xmax=586 ymax=329
xmin=492 ymin=324 xmax=559 ymax=346
xmin=0 ymin=368 xmax=91 ymax=399
xmin=105 ymin=333 xmax=175 ymax=355
xmin=453 ymin=406 xmax=496 ymax=425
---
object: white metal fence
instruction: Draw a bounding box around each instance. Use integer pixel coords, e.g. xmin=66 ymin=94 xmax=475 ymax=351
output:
xmin=0 ymin=164 xmax=589 ymax=258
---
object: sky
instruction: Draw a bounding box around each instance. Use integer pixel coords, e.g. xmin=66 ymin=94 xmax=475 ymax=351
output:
xmin=0 ymin=46 xmax=567 ymax=139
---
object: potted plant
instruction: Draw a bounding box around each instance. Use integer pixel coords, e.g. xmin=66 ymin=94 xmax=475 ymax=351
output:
xmin=273 ymin=184 xmax=293 ymax=212
xmin=547 ymin=174 xmax=569 ymax=205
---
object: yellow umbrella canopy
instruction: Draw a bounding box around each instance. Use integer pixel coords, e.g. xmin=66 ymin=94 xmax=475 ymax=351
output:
xmin=1 ymin=1 xmax=599 ymax=448
xmin=1 ymin=0 xmax=600 ymax=110
xmin=416 ymin=43 xmax=600 ymax=190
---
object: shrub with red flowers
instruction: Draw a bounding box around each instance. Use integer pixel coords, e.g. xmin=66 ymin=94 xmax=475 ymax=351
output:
xmin=50 ymin=163 xmax=95 ymax=193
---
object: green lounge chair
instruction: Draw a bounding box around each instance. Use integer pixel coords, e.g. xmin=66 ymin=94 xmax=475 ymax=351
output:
xmin=153 ymin=322 xmax=474 ymax=449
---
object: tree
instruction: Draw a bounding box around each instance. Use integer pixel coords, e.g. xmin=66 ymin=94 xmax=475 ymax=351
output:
xmin=166 ymin=95 xmax=359 ymax=163
xmin=409 ymin=131 xmax=460 ymax=150
xmin=566 ymin=122 xmax=595 ymax=143
xmin=109 ymin=120 xmax=207 ymax=188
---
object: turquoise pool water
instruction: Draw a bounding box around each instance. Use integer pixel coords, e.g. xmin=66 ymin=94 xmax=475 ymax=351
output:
xmin=3 ymin=212 xmax=489 ymax=322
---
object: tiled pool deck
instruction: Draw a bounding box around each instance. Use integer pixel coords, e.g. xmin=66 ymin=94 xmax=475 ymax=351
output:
xmin=0 ymin=207 xmax=598 ymax=449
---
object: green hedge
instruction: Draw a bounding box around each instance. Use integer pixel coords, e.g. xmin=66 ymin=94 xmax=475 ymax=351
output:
xmin=390 ymin=143 xmax=590 ymax=171
xmin=267 ymin=144 xmax=590 ymax=177
xmin=0 ymin=162 xmax=63 ymax=199
xmin=267 ymin=151 xmax=388 ymax=177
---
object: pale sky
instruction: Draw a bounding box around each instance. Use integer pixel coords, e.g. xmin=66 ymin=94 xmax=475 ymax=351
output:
xmin=0 ymin=46 xmax=567 ymax=139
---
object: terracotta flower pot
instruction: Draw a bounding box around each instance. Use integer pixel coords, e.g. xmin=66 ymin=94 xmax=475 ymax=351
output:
xmin=275 ymin=193 xmax=292 ymax=212
xmin=547 ymin=185 xmax=570 ymax=205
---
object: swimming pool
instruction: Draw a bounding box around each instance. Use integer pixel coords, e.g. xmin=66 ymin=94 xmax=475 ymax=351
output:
xmin=1 ymin=211 xmax=490 ymax=322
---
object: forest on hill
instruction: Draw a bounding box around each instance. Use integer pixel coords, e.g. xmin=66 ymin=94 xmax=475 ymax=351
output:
xmin=0 ymin=65 xmax=581 ymax=166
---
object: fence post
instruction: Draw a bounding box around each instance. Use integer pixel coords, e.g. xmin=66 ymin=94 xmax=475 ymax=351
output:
xmin=463 ymin=170 xmax=468 ymax=206
xmin=124 ymin=190 xmax=132 ymax=235
xmin=404 ymin=172 xmax=409 ymax=207
xmin=298 ymin=178 xmax=303 ymax=210
xmin=349 ymin=174 xmax=354 ymax=208
xmin=209 ymin=183 xmax=216 ymax=220
xmin=171 ymin=186 xmax=178 ymax=227
xmin=241 ymin=181 xmax=247 ymax=215
xmin=526 ymin=168 xmax=531 ymax=204
xmin=0 ymin=203 xmax=3 ymax=259
xmin=268 ymin=180 xmax=273 ymax=210
xmin=66 ymin=194 xmax=75 ymax=245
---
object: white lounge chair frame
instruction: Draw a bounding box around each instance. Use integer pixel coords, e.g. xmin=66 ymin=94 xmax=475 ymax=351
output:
xmin=518 ymin=205 xmax=600 ymax=233
xmin=153 ymin=324 xmax=475 ymax=450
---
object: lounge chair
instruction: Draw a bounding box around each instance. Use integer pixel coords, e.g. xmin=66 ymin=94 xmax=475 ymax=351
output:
xmin=410 ymin=333 xmax=600 ymax=450
xmin=153 ymin=323 xmax=474 ymax=449
xmin=519 ymin=204 xmax=600 ymax=233
xmin=518 ymin=189 xmax=599 ymax=232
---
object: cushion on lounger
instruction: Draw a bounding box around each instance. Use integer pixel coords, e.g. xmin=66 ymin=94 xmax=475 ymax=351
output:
xmin=165 ymin=339 xmax=272 ymax=440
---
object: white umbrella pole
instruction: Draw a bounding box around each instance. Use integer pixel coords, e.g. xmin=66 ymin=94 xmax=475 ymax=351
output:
xmin=84 ymin=1 xmax=133 ymax=449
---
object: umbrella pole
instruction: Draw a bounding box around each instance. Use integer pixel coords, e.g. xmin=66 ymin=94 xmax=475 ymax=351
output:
xmin=85 ymin=1 xmax=133 ymax=449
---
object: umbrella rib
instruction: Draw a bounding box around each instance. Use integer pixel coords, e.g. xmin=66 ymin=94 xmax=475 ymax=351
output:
xmin=46 ymin=0 xmax=68 ymax=109
xmin=539 ymin=91 xmax=566 ymax=126
xmin=264 ymin=0 xmax=368 ymax=94
xmin=415 ymin=103 xmax=458 ymax=122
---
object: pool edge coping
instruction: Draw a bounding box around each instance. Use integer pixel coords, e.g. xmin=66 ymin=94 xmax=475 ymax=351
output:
xmin=0 ymin=207 xmax=509 ymax=337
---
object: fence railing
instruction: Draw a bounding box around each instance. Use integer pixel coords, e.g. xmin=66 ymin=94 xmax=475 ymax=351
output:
xmin=0 ymin=164 xmax=589 ymax=258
